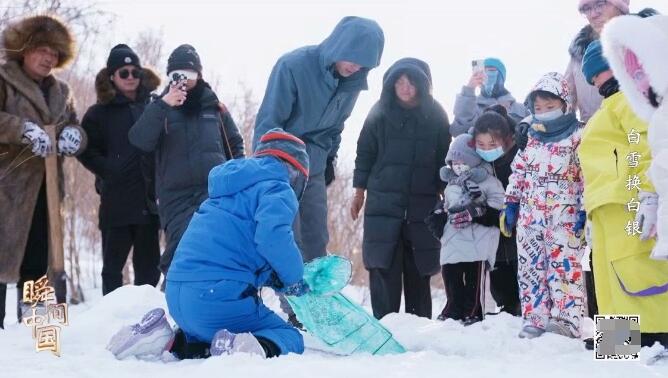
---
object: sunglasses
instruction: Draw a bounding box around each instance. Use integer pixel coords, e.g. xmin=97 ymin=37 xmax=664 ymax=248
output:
xmin=118 ymin=68 xmax=142 ymax=80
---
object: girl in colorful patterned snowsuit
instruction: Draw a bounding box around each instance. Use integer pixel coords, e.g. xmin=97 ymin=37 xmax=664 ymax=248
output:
xmin=502 ymin=72 xmax=587 ymax=339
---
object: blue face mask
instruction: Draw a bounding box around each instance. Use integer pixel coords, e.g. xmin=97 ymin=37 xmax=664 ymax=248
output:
xmin=534 ymin=108 xmax=564 ymax=122
xmin=482 ymin=70 xmax=499 ymax=97
xmin=476 ymin=146 xmax=504 ymax=162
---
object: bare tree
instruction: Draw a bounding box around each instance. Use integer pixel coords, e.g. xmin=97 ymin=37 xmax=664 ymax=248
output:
xmin=228 ymin=83 xmax=258 ymax=154
xmin=133 ymin=27 xmax=165 ymax=70
xmin=326 ymin=165 xmax=366 ymax=285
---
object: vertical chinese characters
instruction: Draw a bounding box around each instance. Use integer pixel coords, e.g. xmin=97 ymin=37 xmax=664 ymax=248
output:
xmin=22 ymin=276 xmax=69 ymax=356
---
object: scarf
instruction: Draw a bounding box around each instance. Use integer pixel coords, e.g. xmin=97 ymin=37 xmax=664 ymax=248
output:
xmin=528 ymin=112 xmax=580 ymax=143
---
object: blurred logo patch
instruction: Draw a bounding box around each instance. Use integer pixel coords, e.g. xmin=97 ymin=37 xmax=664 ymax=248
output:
xmin=594 ymin=315 xmax=640 ymax=361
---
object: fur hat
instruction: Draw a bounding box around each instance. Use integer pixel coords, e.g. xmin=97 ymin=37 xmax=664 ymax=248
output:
xmin=602 ymin=15 xmax=668 ymax=122
xmin=2 ymin=14 xmax=75 ymax=69
xmin=254 ymin=128 xmax=309 ymax=177
xmin=445 ymin=134 xmax=482 ymax=168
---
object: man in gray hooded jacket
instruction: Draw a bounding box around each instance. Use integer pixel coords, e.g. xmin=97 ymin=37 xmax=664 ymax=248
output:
xmin=253 ymin=16 xmax=384 ymax=326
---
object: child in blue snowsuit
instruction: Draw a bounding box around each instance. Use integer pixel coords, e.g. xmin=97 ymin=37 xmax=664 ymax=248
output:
xmin=107 ymin=129 xmax=311 ymax=360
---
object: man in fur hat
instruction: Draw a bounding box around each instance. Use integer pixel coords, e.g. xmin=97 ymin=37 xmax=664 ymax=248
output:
xmin=0 ymin=15 xmax=87 ymax=328
xmin=78 ymin=44 xmax=162 ymax=296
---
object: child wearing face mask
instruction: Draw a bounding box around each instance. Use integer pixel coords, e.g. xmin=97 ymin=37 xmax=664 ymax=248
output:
xmin=437 ymin=134 xmax=505 ymax=325
xmin=502 ymin=72 xmax=587 ymax=340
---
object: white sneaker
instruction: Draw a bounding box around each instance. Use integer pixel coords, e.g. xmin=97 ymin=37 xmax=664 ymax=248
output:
xmin=107 ymin=308 xmax=175 ymax=360
xmin=210 ymin=329 xmax=266 ymax=358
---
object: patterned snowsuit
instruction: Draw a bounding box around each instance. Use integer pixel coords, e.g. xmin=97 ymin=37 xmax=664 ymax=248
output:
xmin=506 ymin=127 xmax=586 ymax=336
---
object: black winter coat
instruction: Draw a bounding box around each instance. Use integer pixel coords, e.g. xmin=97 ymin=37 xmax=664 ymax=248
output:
xmin=78 ymin=67 xmax=162 ymax=229
xmin=128 ymin=80 xmax=245 ymax=230
xmin=353 ymin=58 xmax=450 ymax=276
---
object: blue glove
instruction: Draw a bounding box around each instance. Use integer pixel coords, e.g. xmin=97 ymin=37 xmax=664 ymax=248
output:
xmin=500 ymin=203 xmax=519 ymax=237
xmin=572 ymin=210 xmax=586 ymax=238
xmin=282 ymin=279 xmax=311 ymax=297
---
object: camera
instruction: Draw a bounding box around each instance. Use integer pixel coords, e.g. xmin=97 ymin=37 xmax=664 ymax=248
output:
xmin=170 ymin=72 xmax=188 ymax=91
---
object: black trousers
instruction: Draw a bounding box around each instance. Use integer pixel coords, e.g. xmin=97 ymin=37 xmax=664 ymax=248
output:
xmin=489 ymin=260 xmax=521 ymax=316
xmin=368 ymin=224 xmax=432 ymax=320
xmin=1 ymin=182 xmax=50 ymax=325
xmin=101 ymin=222 xmax=161 ymax=295
xmin=440 ymin=261 xmax=485 ymax=320
xmin=585 ymin=250 xmax=598 ymax=318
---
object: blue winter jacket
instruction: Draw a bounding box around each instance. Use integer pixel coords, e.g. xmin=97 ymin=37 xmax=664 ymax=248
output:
xmin=166 ymin=156 xmax=304 ymax=288
xmin=253 ymin=16 xmax=384 ymax=175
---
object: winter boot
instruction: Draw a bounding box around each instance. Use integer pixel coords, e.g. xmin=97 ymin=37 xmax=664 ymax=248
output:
xmin=107 ymin=308 xmax=175 ymax=360
xmin=584 ymin=337 xmax=594 ymax=350
xmin=463 ymin=316 xmax=482 ymax=326
xmin=436 ymin=306 xmax=462 ymax=322
xmin=518 ymin=324 xmax=545 ymax=339
xmin=546 ymin=318 xmax=578 ymax=339
xmin=210 ymin=329 xmax=266 ymax=358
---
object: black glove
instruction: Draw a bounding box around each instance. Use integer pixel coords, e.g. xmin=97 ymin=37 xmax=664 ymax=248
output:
xmin=515 ymin=122 xmax=529 ymax=150
xmin=325 ymin=156 xmax=336 ymax=186
xmin=514 ymin=122 xmax=530 ymax=150
xmin=448 ymin=202 xmax=487 ymax=229
xmin=425 ymin=200 xmax=447 ymax=240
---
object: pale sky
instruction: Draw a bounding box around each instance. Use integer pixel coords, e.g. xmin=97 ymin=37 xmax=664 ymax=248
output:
xmin=96 ymin=0 xmax=664 ymax=163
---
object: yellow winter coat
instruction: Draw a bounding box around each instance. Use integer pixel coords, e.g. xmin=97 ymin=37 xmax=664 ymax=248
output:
xmin=579 ymin=91 xmax=654 ymax=215
xmin=580 ymin=91 xmax=668 ymax=333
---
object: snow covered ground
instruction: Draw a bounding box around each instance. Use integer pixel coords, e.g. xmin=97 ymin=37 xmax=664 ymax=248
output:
xmin=1 ymin=285 xmax=667 ymax=378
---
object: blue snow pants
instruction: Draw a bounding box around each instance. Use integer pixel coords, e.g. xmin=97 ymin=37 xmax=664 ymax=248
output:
xmin=165 ymin=279 xmax=304 ymax=355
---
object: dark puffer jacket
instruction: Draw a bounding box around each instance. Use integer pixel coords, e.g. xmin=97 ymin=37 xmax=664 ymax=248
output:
xmin=354 ymin=58 xmax=450 ymax=276
xmin=489 ymin=144 xmax=519 ymax=264
xmin=78 ymin=67 xmax=161 ymax=229
xmin=128 ymin=80 xmax=244 ymax=231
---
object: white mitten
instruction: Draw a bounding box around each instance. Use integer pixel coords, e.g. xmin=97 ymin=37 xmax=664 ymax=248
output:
xmin=21 ymin=121 xmax=52 ymax=157
xmin=57 ymin=126 xmax=82 ymax=156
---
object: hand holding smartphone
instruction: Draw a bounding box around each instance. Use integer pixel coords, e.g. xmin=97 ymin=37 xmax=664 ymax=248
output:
xmin=467 ymin=60 xmax=486 ymax=89
xmin=472 ymin=59 xmax=485 ymax=75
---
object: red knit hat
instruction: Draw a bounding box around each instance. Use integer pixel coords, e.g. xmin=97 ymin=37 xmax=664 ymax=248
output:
xmin=254 ymin=129 xmax=309 ymax=177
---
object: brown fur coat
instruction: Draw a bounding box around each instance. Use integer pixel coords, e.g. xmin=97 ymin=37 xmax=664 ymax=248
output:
xmin=0 ymin=61 xmax=86 ymax=283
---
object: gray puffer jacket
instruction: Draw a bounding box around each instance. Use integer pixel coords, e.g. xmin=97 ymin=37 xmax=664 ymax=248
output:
xmin=450 ymin=86 xmax=528 ymax=137
xmin=439 ymin=164 xmax=505 ymax=266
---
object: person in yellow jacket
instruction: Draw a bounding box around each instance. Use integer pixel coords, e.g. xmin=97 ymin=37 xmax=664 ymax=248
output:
xmin=579 ymin=40 xmax=668 ymax=350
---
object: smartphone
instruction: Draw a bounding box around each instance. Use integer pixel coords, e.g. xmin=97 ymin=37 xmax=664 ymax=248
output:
xmin=472 ymin=59 xmax=485 ymax=75
xmin=169 ymin=72 xmax=188 ymax=91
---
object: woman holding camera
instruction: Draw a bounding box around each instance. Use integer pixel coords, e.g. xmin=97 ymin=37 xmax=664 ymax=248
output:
xmin=129 ymin=44 xmax=245 ymax=278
